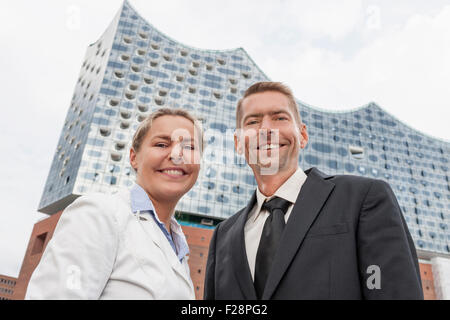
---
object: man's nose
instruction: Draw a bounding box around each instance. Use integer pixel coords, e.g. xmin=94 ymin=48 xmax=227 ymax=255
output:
xmin=259 ymin=117 xmax=274 ymax=141
xmin=260 ymin=116 xmax=272 ymax=130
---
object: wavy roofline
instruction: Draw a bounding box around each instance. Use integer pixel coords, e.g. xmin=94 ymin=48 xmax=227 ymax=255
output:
xmin=123 ymin=0 xmax=448 ymax=145
xmin=297 ymin=99 xmax=450 ymax=144
xmin=125 ymin=0 xmax=242 ymax=54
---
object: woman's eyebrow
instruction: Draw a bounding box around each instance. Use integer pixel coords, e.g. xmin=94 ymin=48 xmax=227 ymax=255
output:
xmin=151 ymin=135 xmax=172 ymax=141
xmin=152 ymin=135 xmax=196 ymax=142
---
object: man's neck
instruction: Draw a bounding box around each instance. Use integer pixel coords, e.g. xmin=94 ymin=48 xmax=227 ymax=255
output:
xmin=254 ymin=166 xmax=298 ymax=197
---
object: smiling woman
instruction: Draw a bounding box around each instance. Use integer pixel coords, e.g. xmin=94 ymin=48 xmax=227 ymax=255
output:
xmin=26 ymin=108 xmax=203 ymax=300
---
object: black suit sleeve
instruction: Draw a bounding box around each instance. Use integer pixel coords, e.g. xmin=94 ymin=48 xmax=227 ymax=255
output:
xmin=357 ymin=179 xmax=423 ymax=299
xmin=204 ymin=223 xmax=219 ymax=300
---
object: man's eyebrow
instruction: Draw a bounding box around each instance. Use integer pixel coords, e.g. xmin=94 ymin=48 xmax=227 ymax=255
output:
xmin=243 ymin=113 xmax=263 ymax=123
xmin=269 ymin=110 xmax=291 ymax=117
xmin=243 ymin=110 xmax=291 ymax=123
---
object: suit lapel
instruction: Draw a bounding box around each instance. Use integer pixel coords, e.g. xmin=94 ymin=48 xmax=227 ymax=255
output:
xmin=262 ymin=168 xmax=335 ymax=300
xmin=230 ymin=192 xmax=258 ymax=300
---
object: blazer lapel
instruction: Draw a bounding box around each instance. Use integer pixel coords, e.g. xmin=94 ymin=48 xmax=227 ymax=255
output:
xmin=262 ymin=168 xmax=335 ymax=300
xmin=230 ymin=192 xmax=258 ymax=300
xmin=138 ymin=212 xmax=193 ymax=288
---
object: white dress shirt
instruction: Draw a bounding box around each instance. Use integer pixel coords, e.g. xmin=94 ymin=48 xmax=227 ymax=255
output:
xmin=244 ymin=167 xmax=308 ymax=280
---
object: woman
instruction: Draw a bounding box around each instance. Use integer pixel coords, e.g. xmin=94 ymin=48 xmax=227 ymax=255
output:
xmin=26 ymin=108 xmax=203 ymax=299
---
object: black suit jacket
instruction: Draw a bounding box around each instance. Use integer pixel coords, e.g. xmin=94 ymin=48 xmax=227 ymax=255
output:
xmin=204 ymin=167 xmax=423 ymax=299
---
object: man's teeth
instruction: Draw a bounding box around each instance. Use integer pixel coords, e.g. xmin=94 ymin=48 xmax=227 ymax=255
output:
xmin=162 ymin=169 xmax=184 ymax=175
xmin=261 ymin=144 xmax=280 ymax=150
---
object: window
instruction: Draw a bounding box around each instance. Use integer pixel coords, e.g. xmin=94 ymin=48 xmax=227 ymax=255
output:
xmin=114 ymin=71 xmax=124 ymax=79
xmin=143 ymin=77 xmax=153 ymax=84
xmin=349 ymin=146 xmax=364 ymax=159
xmin=120 ymin=121 xmax=130 ymax=130
xmin=111 ymin=153 xmax=122 ymax=162
xmin=138 ymin=105 xmax=148 ymax=112
xmin=31 ymin=233 xmax=48 ymax=255
xmin=120 ymin=111 xmax=131 ymax=119
xmin=128 ymin=84 xmax=138 ymax=91
xmin=131 ymin=65 xmax=141 ymax=73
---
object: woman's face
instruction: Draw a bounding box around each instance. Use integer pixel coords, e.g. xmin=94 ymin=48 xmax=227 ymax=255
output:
xmin=130 ymin=115 xmax=201 ymax=203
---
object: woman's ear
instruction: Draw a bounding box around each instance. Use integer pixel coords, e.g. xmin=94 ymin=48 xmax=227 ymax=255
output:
xmin=129 ymin=148 xmax=138 ymax=171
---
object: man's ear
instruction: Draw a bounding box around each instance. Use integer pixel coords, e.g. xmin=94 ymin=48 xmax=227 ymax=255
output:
xmin=299 ymin=123 xmax=308 ymax=149
xmin=234 ymin=131 xmax=243 ymax=155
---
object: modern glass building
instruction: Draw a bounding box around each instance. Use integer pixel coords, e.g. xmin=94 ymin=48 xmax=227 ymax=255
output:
xmin=38 ymin=0 xmax=449 ymax=259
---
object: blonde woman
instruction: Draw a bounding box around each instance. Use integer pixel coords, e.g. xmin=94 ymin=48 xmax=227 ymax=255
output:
xmin=26 ymin=108 xmax=203 ymax=299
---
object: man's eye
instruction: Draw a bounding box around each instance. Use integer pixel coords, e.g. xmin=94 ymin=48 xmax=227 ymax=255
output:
xmin=276 ymin=116 xmax=288 ymax=121
xmin=155 ymin=143 xmax=167 ymax=148
xmin=246 ymin=120 xmax=258 ymax=125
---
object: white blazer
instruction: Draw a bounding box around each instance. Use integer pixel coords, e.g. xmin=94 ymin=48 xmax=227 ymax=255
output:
xmin=25 ymin=188 xmax=195 ymax=300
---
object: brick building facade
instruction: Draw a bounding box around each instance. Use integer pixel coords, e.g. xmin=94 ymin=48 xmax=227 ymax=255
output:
xmin=0 ymin=274 xmax=17 ymax=300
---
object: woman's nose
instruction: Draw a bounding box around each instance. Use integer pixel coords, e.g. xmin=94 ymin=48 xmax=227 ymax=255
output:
xmin=169 ymin=144 xmax=184 ymax=164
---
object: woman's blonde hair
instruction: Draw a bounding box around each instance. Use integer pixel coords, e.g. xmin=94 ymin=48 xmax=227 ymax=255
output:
xmin=131 ymin=108 xmax=203 ymax=153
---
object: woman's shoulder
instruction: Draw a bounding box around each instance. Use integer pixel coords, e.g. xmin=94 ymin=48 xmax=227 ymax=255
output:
xmin=63 ymin=188 xmax=132 ymax=223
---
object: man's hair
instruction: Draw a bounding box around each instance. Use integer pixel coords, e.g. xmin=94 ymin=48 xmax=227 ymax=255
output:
xmin=236 ymin=81 xmax=301 ymax=128
xmin=131 ymin=107 xmax=203 ymax=153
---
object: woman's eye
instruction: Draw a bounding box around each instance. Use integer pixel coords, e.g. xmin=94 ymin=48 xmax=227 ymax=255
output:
xmin=155 ymin=143 xmax=167 ymax=148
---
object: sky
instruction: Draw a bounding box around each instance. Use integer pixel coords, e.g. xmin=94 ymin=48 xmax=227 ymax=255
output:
xmin=0 ymin=0 xmax=449 ymax=278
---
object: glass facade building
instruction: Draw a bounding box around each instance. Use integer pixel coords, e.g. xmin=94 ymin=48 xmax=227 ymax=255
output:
xmin=39 ymin=1 xmax=449 ymax=257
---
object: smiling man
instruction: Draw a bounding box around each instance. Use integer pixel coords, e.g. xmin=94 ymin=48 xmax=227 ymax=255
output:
xmin=204 ymin=82 xmax=423 ymax=300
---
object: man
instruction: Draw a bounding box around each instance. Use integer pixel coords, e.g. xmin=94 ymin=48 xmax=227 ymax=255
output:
xmin=204 ymin=81 xmax=423 ymax=299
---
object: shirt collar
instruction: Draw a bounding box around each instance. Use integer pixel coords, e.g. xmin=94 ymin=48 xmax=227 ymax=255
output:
xmin=130 ymin=183 xmax=189 ymax=260
xmin=253 ymin=167 xmax=307 ymax=222
xmin=130 ymin=183 xmax=163 ymax=225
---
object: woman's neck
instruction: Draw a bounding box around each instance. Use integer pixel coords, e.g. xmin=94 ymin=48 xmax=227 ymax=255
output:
xmin=146 ymin=192 xmax=178 ymax=231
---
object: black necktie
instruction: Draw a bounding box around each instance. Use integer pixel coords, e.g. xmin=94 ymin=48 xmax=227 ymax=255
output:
xmin=254 ymin=196 xmax=291 ymax=299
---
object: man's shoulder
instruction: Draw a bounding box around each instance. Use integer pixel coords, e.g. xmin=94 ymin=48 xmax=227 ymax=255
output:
xmin=307 ymin=167 xmax=391 ymax=195
xmin=308 ymin=167 xmax=383 ymax=186
xmin=216 ymin=206 xmax=247 ymax=234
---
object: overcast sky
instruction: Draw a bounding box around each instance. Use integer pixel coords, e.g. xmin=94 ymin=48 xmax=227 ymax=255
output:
xmin=0 ymin=0 xmax=449 ymax=278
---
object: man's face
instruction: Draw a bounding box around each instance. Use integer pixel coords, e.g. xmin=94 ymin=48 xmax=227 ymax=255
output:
xmin=235 ymin=91 xmax=308 ymax=175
